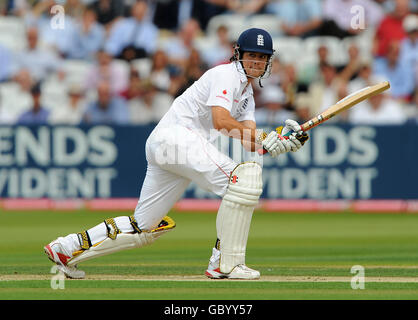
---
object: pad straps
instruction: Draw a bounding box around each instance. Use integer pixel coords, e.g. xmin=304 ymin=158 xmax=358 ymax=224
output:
xmin=77 ymin=231 xmax=92 ymax=251
xmin=104 ymin=218 xmax=121 ymax=240
xmin=129 ymin=215 xmax=142 ymax=233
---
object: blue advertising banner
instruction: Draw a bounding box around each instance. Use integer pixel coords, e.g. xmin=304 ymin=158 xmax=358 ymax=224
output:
xmin=0 ymin=124 xmax=417 ymax=200
xmin=0 ymin=125 xmax=153 ymax=199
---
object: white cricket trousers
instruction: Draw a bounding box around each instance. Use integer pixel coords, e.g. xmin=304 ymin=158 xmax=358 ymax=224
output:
xmin=133 ymin=125 xmax=237 ymax=231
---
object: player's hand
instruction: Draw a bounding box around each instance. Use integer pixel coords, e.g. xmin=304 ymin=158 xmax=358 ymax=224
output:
xmin=281 ymin=119 xmax=302 ymax=136
xmin=262 ymin=131 xmax=294 ymax=157
xmin=280 ymin=119 xmax=309 ymax=151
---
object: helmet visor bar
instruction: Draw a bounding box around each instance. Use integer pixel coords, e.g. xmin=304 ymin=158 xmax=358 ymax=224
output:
xmin=234 ymin=53 xmax=274 ymax=80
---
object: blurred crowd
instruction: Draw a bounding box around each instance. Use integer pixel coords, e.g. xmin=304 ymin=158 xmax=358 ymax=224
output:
xmin=0 ymin=0 xmax=416 ymax=127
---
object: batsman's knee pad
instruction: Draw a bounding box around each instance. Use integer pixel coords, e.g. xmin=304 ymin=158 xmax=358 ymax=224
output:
xmin=216 ymin=162 xmax=263 ymax=273
xmin=67 ymin=216 xmax=176 ymax=267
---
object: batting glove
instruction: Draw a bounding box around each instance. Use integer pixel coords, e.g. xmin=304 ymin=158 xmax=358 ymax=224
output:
xmin=280 ymin=119 xmax=309 ymax=151
xmin=262 ymin=131 xmax=295 ymax=157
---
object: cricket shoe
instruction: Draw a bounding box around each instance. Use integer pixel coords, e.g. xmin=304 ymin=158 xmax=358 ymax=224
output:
xmin=44 ymin=238 xmax=85 ymax=279
xmin=205 ymin=264 xmax=260 ymax=280
xmin=205 ymin=248 xmax=260 ymax=279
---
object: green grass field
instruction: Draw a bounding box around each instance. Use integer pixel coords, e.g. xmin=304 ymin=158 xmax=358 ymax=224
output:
xmin=1 ymin=209 xmax=418 ymax=300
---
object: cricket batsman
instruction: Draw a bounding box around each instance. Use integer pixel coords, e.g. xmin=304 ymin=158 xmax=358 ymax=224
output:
xmin=44 ymin=28 xmax=309 ymax=279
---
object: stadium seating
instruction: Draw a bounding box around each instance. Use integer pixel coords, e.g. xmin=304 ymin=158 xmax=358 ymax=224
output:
xmin=0 ymin=16 xmax=26 ymax=51
xmin=273 ymin=36 xmax=303 ymax=63
xmin=248 ymin=14 xmax=283 ymax=37
xmin=61 ymin=59 xmax=92 ymax=85
xmin=0 ymin=82 xmax=32 ymax=119
xmin=131 ymin=58 xmax=152 ymax=78
xmin=206 ymin=14 xmax=248 ymax=40
xmin=40 ymin=74 xmax=69 ymax=111
xmin=304 ymin=36 xmax=348 ymax=66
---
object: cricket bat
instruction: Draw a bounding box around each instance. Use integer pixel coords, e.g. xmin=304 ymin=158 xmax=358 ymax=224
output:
xmin=260 ymin=81 xmax=391 ymax=155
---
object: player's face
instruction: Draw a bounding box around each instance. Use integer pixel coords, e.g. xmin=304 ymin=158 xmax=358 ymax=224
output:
xmin=241 ymin=51 xmax=269 ymax=78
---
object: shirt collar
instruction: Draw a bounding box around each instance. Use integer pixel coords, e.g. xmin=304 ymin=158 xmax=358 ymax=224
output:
xmin=233 ymin=62 xmax=254 ymax=97
xmin=234 ymin=61 xmax=249 ymax=84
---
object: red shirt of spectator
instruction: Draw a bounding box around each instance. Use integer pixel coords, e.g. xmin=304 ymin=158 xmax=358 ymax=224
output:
xmin=374 ymin=0 xmax=409 ymax=57
xmin=375 ymin=15 xmax=407 ymax=56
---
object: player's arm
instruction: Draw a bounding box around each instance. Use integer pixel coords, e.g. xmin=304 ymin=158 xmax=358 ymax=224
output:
xmin=212 ymin=106 xmax=306 ymax=155
xmin=239 ymin=119 xmax=258 ymax=152
xmin=212 ymin=106 xmax=258 ymax=151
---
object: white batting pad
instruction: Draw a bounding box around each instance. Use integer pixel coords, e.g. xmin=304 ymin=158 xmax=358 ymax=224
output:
xmin=67 ymin=232 xmax=155 ymax=266
xmin=216 ymin=162 xmax=263 ymax=273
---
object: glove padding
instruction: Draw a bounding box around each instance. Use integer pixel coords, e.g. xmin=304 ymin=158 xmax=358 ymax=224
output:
xmin=262 ymin=119 xmax=309 ymax=157
xmin=281 ymin=119 xmax=309 ymax=149
xmin=262 ymin=131 xmax=300 ymax=157
xmin=295 ymin=131 xmax=309 ymax=146
xmin=281 ymin=119 xmax=302 ymax=137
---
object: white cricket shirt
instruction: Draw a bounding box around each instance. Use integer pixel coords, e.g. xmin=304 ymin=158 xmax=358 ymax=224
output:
xmin=156 ymin=62 xmax=256 ymax=142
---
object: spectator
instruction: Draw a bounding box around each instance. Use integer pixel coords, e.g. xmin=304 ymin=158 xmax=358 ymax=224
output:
xmin=64 ymin=0 xmax=86 ymax=21
xmin=2 ymin=70 xmax=33 ymax=119
xmin=225 ymin=0 xmax=268 ymax=14
xmin=279 ymin=64 xmax=305 ymax=111
xmin=104 ymin=0 xmax=159 ymax=61
xmin=67 ymin=6 xmax=106 ymax=61
xmin=0 ymin=93 xmax=15 ymax=124
xmin=0 ymin=44 xmax=14 ymax=82
xmin=298 ymin=44 xmax=331 ymax=85
xmin=90 ymin=0 xmax=125 ymax=30
xmin=149 ymin=50 xmax=172 ymax=93
xmin=150 ymin=0 xmax=229 ymax=31
xmin=128 ymin=87 xmax=173 ymax=125
xmin=17 ymin=82 xmax=50 ymax=124
xmin=120 ymin=67 xmax=145 ymax=100
xmin=266 ymin=0 xmax=322 ymax=38
xmin=399 ymin=14 xmax=418 ymax=70
xmin=191 ymin=0 xmax=228 ymax=31
xmin=152 ymin=0 xmax=195 ymax=31
xmin=294 ymin=92 xmax=312 ymax=124
xmin=15 ymin=26 xmax=63 ymax=82
xmin=0 ymin=1 xmax=6 ymax=15
xmin=405 ymin=89 xmax=417 ymax=123
xmin=85 ymin=49 xmax=129 ymax=95
xmin=162 ymin=18 xmax=201 ymax=69
xmin=6 ymin=0 xmax=30 ymax=16
xmin=172 ymin=47 xmax=208 ymax=97
xmin=308 ymin=62 xmax=345 ymax=118
xmin=26 ymin=0 xmax=78 ymax=57
xmin=184 ymin=47 xmax=207 ymax=82
xmin=348 ymin=59 xmax=374 ymax=93
xmin=255 ymin=86 xmax=295 ymax=127
xmin=49 ymin=84 xmax=87 ymax=124
xmin=83 ymin=81 xmax=130 ymax=124
xmin=338 ymin=43 xmax=363 ymax=81
xmin=373 ymin=40 xmax=415 ymax=101
xmin=373 ymin=0 xmax=410 ymax=57
xmin=348 ymin=91 xmax=407 ymax=124
xmin=201 ymin=24 xmax=233 ymax=67
xmin=345 ymin=59 xmax=377 ymax=114
xmin=321 ymin=0 xmax=384 ymax=38
xmin=13 ymin=68 xmax=34 ymax=93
